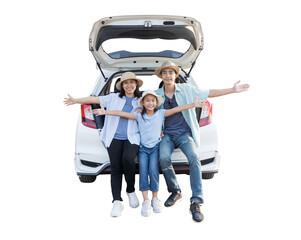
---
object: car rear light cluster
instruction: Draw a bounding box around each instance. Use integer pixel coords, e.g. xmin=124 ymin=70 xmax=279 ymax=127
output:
xmin=199 ymin=101 xmax=212 ymax=127
xmin=81 ymin=104 xmax=97 ymax=129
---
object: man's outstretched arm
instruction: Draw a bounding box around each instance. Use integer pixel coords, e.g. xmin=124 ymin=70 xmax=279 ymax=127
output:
xmin=208 ymin=81 xmax=250 ymax=98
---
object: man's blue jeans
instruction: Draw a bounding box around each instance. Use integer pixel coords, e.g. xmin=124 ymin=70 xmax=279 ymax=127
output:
xmin=159 ymin=134 xmax=204 ymax=203
xmin=138 ymin=143 xmax=160 ymax=192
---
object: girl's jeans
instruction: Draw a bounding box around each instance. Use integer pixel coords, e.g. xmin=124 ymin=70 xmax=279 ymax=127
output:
xmin=138 ymin=143 xmax=160 ymax=192
xmin=159 ymin=134 xmax=204 ymax=204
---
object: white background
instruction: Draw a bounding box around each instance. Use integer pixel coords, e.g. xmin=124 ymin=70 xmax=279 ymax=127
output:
xmin=1 ymin=0 xmax=300 ymax=239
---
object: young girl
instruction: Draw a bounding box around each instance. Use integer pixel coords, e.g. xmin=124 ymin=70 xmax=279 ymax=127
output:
xmin=92 ymin=90 xmax=206 ymax=217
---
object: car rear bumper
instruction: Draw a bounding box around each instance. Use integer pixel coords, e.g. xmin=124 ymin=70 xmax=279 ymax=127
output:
xmin=75 ymin=150 xmax=220 ymax=176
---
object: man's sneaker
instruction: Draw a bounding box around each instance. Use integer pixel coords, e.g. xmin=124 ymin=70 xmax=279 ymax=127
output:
xmin=164 ymin=191 xmax=182 ymax=207
xmin=110 ymin=200 xmax=124 ymax=217
xmin=189 ymin=202 xmax=204 ymax=222
xmin=141 ymin=200 xmax=151 ymax=217
xmin=127 ymin=192 xmax=139 ymax=208
xmin=151 ymin=198 xmax=162 ymax=213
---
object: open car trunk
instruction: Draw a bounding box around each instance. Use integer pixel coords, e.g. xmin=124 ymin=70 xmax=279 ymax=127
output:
xmin=89 ymin=15 xmax=204 ymax=71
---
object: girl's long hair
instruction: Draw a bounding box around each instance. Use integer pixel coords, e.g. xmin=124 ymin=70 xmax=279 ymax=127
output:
xmin=119 ymin=80 xmax=141 ymax=98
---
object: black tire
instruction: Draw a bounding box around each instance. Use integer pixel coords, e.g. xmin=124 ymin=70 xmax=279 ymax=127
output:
xmin=79 ymin=175 xmax=96 ymax=183
xmin=202 ymin=173 xmax=215 ymax=179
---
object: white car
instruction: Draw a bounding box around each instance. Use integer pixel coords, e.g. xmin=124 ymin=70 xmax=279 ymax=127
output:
xmin=74 ymin=15 xmax=220 ymax=183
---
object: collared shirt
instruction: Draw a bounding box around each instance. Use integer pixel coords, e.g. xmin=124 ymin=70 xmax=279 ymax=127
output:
xmin=155 ymin=83 xmax=209 ymax=147
xmin=98 ymin=93 xmax=140 ymax=148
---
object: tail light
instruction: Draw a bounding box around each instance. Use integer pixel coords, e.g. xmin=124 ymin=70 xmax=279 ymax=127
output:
xmin=81 ymin=104 xmax=97 ymax=129
xmin=199 ymin=101 xmax=212 ymax=127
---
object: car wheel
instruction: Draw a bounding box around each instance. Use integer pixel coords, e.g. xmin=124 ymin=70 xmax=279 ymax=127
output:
xmin=79 ymin=175 xmax=96 ymax=183
xmin=202 ymin=173 xmax=215 ymax=179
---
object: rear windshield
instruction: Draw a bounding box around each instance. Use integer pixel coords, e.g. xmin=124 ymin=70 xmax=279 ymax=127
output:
xmin=102 ymin=38 xmax=191 ymax=59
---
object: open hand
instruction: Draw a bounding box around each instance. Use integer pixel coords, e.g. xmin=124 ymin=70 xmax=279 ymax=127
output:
xmin=233 ymin=80 xmax=250 ymax=93
xmin=92 ymin=104 xmax=106 ymax=116
xmin=64 ymin=94 xmax=76 ymax=106
xmin=194 ymin=96 xmax=206 ymax=108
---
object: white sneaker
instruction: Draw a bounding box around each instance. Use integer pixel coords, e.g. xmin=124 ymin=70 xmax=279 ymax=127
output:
xmin=141 ymin=200 xmax=151 ymax=217
xmin=151 ymin=198 xmax=162 ymax=213
xmin=127 ymin=192 xmax=139 ymax=208
xmin=110 ymin=200 xmax=124 ymax=217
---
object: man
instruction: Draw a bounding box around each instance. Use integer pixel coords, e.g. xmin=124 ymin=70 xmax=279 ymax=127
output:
xmin=155 ymin=61 xmax=249 ymax=222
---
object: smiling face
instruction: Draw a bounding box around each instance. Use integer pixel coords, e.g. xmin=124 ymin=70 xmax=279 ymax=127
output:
xmin=141 ymin=94 xmax=158 ymax=112
xmin=121 ymin=79 xmax=137 ymax=97
xmin=161 ymin=68 xmax=177 ymax=86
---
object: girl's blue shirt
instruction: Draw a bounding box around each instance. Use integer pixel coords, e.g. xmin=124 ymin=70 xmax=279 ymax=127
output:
xmin=134 ymin=109 xmax=166 ymax=148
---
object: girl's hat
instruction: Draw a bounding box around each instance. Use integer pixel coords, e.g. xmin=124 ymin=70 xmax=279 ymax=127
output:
xmin=138 ymin=90 xmax=163 ymax=108
xmin=155 ymin=61 xmax=181 ymax=78
xmin=116 ymin=72 xmax=143 ymax=91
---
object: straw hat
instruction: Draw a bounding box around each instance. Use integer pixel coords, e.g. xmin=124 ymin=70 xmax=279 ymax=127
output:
xmin=138 ymin=90 xmax=163 ymax=108
xmin=116 ymin=72 xmax=143 ymax=91
xmin=155 ymin=61 xmax=181 ymax=78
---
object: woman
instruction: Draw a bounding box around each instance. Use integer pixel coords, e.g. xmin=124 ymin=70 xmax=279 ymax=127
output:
xmin=64 ymin=72 xmax=143 ymax=217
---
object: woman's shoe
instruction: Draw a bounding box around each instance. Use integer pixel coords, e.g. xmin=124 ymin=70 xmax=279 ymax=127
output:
xmin=110 ymin=200 xmax=124 ymax=217
xmin=127 ymin=192 xmax=139 ymax=208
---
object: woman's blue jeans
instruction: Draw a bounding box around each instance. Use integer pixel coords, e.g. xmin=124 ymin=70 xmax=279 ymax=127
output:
xmin=159 ymin=134 xmax=204 ymax=203
xmin=138 ymin=143 xmax=160 ymax=192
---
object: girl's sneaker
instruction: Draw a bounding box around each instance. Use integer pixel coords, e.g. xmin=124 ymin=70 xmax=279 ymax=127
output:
xmin=127 ymin=192 xmax=139 ymax=208
xmin=141 ymin=200 xmax=151 ymax=217
xmin=110 ymin=200 xmax=124 ymax=217
xmin=151 ymin=198 xmax=162 ymax=213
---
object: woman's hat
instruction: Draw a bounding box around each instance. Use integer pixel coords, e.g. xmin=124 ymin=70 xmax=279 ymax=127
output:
xmin=116 ymin=72 xmax=143 ymax=91
xmin=138 ymin=90 xmax=163 ymax=108
xmin=155 ymin=61 xmax=181 ymax=78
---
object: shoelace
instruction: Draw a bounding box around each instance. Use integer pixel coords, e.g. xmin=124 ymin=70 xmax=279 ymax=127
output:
xmin=191 ymin=203 xmax=201 ymax=213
